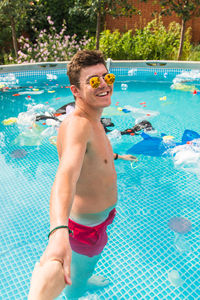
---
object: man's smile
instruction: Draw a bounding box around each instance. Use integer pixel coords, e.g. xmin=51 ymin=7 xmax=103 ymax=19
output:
xmin=96 ymin=91 xmax=109 ymax=97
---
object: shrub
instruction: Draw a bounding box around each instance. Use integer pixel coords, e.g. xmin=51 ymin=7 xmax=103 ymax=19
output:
xmin=87 ymin=16 xmax=192 ymax=61
xmin=9 ymin=16 xmax=89 ymax=64
xmin=188 ymin=44 xmax=200 ymax=61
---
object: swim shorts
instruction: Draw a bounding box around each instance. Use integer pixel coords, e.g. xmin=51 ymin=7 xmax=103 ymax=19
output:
xmin=68 ymin=208 xmax=116 ymax=257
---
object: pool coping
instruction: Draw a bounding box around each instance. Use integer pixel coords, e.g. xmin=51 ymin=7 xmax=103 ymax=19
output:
xmin=1 ymin=60 xmax=200 ymax=74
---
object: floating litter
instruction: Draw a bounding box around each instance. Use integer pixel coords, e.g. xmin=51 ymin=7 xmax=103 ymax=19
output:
xmin=193 ymin=90 xmax=200 ymax=95
xmin=41 ymin=126 xmax=56 ymax=137
xmin=124 ymin=105 xmax=159 ymax=123
xmin=172 ymin=70 xmax=200 ymax=86
xmin=171 ymin=140 xmax=200 ymax=177
xmin=19 ymin=90 xmax=44 ymax=95
xmin=160 ymin=96 xmax=167 ymax=101
xmin=102 ymin=107 xmax=123 ymax=116
xmin=171 ymin=83 xmax=197 ymax=92
xmin=2 ymin=117 xmax=17 ymax=125
xmin=174 ymin=234 xmax=191 ymax=254
xmin=107 ymin=129 xmax=121 ymax=142
xmin=10 ymin=149 xmax=27 ymax=159
xmin=162 ymin=135 xmax=174 ymax=142
xmin=168 ymin=270 xmax=183 ymax=287
xmin=66 ymin=105 xmax=74 ymax=116
xmin=122 ymin=108 xmax=131 ymax=113
xmin=130 ymin=161 xmax=139 ymax=170
xmin=121 ymin=83 xmax=128 ymax=90
xmin=14 ymin=130 xmax=43 ymax=146
xmin=0 ymin=73 xmax=19 ymax=85
xmin=128 ymin=68 xmax=137 ymax=76
xmin=49 ymin=136 xmax=57 ymax=146
xmin=130 ymin=155 xmax=140 ymax=170
xmin=46 ymin=74 xmax=57 ymax=80
xmin=48 ymin=90 xmax=55 ymax=93
xmin=168 ymin=216 xmax=192 ymax=234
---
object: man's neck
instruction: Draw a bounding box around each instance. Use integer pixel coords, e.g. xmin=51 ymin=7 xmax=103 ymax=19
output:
xmin=75 ymin=100 xmax=103 ymax=122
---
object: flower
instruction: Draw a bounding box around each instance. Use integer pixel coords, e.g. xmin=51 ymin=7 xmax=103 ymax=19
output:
xmin=9 ymin=15 xmax=90 ymax=64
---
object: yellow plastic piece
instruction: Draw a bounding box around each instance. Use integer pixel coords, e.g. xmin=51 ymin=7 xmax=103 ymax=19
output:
xmin=160 ymin=96 xmax=167 ymax=101
xmin=117 ymin=107 xmax=123 ymax=111
xmin=172 ymin=83 xmax=196 ymax=92
xmin=163 ymin=135 xmax=174 ymax=142
xmin=2 ymin=117 xmax=18 ymax=125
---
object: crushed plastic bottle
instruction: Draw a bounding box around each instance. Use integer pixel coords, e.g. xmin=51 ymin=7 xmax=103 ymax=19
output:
xmin=168 ymin=270 xmax=183 ymax=287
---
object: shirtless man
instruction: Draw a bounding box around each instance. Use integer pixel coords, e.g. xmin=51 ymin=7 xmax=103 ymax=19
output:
xmin=29 ymin=50 xmax=136 ymax=299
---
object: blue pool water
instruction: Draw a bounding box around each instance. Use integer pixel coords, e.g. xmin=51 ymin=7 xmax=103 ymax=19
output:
xmin=0 ymin=67 xmax=200 ymax=299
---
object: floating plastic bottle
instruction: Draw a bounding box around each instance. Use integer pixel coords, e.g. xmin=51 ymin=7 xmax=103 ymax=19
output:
xmin=168 ymin=270 xmax=183 ymax=287
xmin=174 ymin=234 xmax=191 ymax=255
xmin=107 ymin=129 xmax=121 ymax=142
xmin=41 ymin=126 xmax=56 ymax=137
xmin=121 ymin=83 xmax=128 ymax=90
xmin=66 ymin=105 xmax=75 ymax=115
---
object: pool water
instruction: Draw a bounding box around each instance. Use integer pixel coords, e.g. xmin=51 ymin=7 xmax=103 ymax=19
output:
xmin=0 ymin=68 xmax=200 ymax=299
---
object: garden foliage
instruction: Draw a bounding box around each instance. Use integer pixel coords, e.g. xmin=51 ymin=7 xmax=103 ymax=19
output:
xmin=8 ymin=16 xmax=89 ymax=64
xmin=87 ymin=17 xmax=192 ymax=60
xmin=3 ymin=16 xmax=196 ymax=64
xmin=189 ymin=44 xmax=200 ymax=61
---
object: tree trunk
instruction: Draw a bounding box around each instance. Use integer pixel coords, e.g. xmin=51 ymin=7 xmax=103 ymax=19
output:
xmin=10 ymin=16 xmax=18 ymax=59
xmin=95 ymin=0 xmax=101 ymax=50
xmin=177 ymin=18 xmax=186 ymax=60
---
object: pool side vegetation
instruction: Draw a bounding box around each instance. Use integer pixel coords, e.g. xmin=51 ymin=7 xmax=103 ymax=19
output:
xmin=0 ymin=0 xmax=200 ymax=64
xmin=3 ymin=16 xmax=199 ymax=65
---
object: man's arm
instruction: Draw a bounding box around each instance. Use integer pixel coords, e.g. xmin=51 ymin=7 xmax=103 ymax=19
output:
xmin=40 ymin=116 xmax=91 ymax=285
xmin=113 ymin=153 xmax=138 ymax=161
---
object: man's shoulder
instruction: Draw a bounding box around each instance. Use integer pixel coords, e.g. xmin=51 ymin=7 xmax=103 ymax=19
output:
xmin=58 ymin=114 xmax=92 ymax=142
xmin=60 ymin=114 xmax=92 ymax=131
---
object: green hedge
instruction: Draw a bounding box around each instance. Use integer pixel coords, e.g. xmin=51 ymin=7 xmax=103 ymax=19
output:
xmin=189 ymin=44 xmax=200 ymax=61
xmin=87 ymin=17 xmax=192 ymax=60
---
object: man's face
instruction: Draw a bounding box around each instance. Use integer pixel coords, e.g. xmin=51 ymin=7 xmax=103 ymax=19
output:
xmin=75 ymin=63 xmax=114 ymax=108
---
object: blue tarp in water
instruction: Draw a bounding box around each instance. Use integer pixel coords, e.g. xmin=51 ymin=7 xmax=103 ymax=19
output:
xmin=127 ymin=129 xmax=200 ymax=157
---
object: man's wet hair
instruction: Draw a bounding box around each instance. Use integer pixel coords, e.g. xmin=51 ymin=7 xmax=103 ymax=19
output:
xmin=67 ymin=50 xmax=107 ymax=88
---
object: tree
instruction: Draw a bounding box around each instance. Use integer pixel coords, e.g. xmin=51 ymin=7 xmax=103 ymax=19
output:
xmin=158 ymin=0 xmax=200 ymax=60
xmin=0 ymin=0 xmax=30 ymax=59
xmin=69 ymin=0 xmax=139 ymax=50
xmin=31 ymin=0 xmax=95 ymax=39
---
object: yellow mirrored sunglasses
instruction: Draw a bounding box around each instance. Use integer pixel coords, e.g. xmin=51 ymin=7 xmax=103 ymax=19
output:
xmin=89 ymin=73 xmax=115 ymax=88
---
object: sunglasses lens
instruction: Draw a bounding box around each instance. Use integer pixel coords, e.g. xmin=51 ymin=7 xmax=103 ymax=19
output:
xmin=104 ymin=73 xmax=115 ymax=85
xmin=89 ymin=77 xmax=100 ymax=88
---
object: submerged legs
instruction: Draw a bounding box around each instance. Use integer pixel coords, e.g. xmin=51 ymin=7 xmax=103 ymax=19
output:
xmin=64 ymin=251 xmax=109 ymax=299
